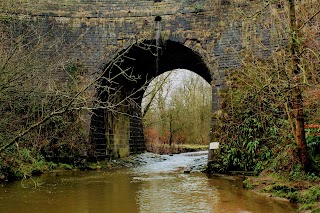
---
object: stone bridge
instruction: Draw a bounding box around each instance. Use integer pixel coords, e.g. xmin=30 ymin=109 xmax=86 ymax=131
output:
xmin=1 ymin=0 xmax=279 ymax=159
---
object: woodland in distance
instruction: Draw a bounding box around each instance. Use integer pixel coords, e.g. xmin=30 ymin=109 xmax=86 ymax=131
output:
xmin=0 ymin=0 xmax=320 ymax=211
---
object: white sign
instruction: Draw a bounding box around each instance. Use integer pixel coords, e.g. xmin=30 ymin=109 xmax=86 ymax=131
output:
xmin=209 ymin=142 xmax=220 ymax=150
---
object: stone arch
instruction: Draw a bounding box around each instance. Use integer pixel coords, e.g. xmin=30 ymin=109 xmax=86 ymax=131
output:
xmin=90 ymin=39 xmax=220 ymax=159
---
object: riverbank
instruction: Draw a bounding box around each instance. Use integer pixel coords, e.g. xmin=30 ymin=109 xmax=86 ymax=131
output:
xmin=0 ymin=143 xmax=208 ymax=182
xmin=91 ymin=152 xmax=320 ymax=212
xmin=0 ymin=152 xmax=170 ymax=183
xmin=243 ymin=171 xmax=320 ymax=212
xmin=0 ymin=150 xmax=210 ymax=183
xmin=0 ymin=151 xmax=296 ymax=213
xmin=146 ymin=143 xmax=208 ymax=154
xmin=1 ymin=150 xmax=313 ymax=212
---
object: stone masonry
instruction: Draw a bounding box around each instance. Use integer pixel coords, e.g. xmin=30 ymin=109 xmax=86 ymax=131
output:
xmin=0 ymin=0 xmax=287 ymax=158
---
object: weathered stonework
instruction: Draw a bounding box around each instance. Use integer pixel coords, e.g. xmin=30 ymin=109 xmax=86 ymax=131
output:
xmin=0 ymin=0 xmax=288 ymax=158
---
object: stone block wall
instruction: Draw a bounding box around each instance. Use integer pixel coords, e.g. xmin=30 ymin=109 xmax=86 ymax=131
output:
xmin=0 ymin=0 xmax=293 ymax=157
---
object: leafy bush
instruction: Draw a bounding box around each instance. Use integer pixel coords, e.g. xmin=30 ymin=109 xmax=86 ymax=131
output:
xmin=209 ymin=82 xmax=292 ymax=173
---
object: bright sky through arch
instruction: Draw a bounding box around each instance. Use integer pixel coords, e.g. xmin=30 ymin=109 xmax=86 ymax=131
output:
xmin=141 ymin=69 xmax=212 ymax=112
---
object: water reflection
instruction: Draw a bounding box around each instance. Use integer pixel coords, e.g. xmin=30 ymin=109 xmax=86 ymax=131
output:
xmin=0 ymin=171 xmax=140 ymax=213
xmin=0 ymin=152 xmax=297 ymax=213
xmin=131 ymin=153 xmax=296 ymax=213
xmin=207 ymin=178 xmax=296 ymax=213
xmin=134 ymin=173 xmax=219 ymax=213
xmin=132 ymin=171 xmax=297 ymax=213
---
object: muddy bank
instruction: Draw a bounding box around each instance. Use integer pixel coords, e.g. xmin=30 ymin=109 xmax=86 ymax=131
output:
xmin=243 ymin=172 xmax=320 ymax=212
xmin=0 ymin=151 xmax=206 ymax=183
xmin=0 ymin=151 xmax=297 ymax=213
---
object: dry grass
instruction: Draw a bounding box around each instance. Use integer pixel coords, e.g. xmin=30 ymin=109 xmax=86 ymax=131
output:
xmin=146 ymin=141 xmax=208 ymax=154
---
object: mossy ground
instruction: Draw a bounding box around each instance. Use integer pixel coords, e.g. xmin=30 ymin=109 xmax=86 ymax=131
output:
xmin=243 ymin=172 xmax=320 ymax=212
xmin=0 ymin=154 xmax=147 ymax=183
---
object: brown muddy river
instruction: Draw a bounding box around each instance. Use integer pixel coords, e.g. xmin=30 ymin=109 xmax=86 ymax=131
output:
xmin=0 ymin=152 xmax=297 ymax=213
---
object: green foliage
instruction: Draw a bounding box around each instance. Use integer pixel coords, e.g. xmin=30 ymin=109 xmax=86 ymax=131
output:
xmin=263 ymin=184 xmax=320 ymax=211
xmin=306 ymin=127 xmax=320 ymax=161
xmin=57 ymin=163 xmax=73 ymax=170
xmin=39 ymin=112 xmax=90 ymax=159
xmin=301 ymin=186 xmax=320 ymax=203
xmin=243 ymin=178 xmax=258 ymax=190
xmin=194 ymin=4 xmax=204 ymax=13
xmin=263 ymin=184 xmax=297 ymax=197
xmin=205 ymin=0 xmax=320 ymax=175
xmin=66 ymin=63 xmax=78 ymax=75
xmin=209 ymin=82 xmax=291 ymax=173
xmin=208 ymin=43 xmax=319 ymax=175
xmin=0 ymin=19 xmax=91 ymax=181
xmin=0 ymin=99 xmax=89 ymax=181
xmin=0 ymin=146 xmax=47 ymax=180
xmin=306 ymin=128 xmax=320 ymax=147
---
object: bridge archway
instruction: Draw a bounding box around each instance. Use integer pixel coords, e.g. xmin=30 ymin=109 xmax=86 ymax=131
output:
xmin=90 ymin=40 xmax=216 ymax=159
xmin=142 ymin=69 xmax=212 ymax=152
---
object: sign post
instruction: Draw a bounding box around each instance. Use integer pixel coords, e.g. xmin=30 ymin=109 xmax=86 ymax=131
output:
xmin=208 ymin=142 xmax=220 ymax=162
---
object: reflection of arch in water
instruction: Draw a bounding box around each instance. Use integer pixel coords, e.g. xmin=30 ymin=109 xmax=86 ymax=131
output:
xmin=90 ymin=40 xmax=218 ymax=159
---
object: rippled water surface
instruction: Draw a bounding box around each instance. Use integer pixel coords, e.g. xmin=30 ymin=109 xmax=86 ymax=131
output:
xmin=0 ymin=152 xmax=297 ymax=213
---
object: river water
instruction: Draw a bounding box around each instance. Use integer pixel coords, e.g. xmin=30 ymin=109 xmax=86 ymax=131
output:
xmin=0 ymin=151 xmax=297 ymax=213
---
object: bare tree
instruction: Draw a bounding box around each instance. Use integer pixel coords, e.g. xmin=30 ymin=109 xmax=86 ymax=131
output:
xmin=210 ymin=0 xmax=320 ymax=171
xmin=143 ymin=70 xmax=211 ymax=147
xmin=0 ymin=18 xmax=152 ymax=159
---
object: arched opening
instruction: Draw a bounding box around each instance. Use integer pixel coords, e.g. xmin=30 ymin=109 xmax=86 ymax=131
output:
xmin=142 ymin=69 xmax=212 ymax=154
xmin=90 ymin=40 xmax=215 ymax=159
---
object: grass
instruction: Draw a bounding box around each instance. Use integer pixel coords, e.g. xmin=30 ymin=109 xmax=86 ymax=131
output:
xmin=243 ymin=172 xmax=320 ymax=212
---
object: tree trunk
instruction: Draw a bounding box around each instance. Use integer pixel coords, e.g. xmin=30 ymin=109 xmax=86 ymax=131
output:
xmin=288 ymin=0 xmax=310 ymax=170
xmin=169 ymin=113 xmax=173 ymax=147
xmin=293 ymin=92 xmax=310 ymax=169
